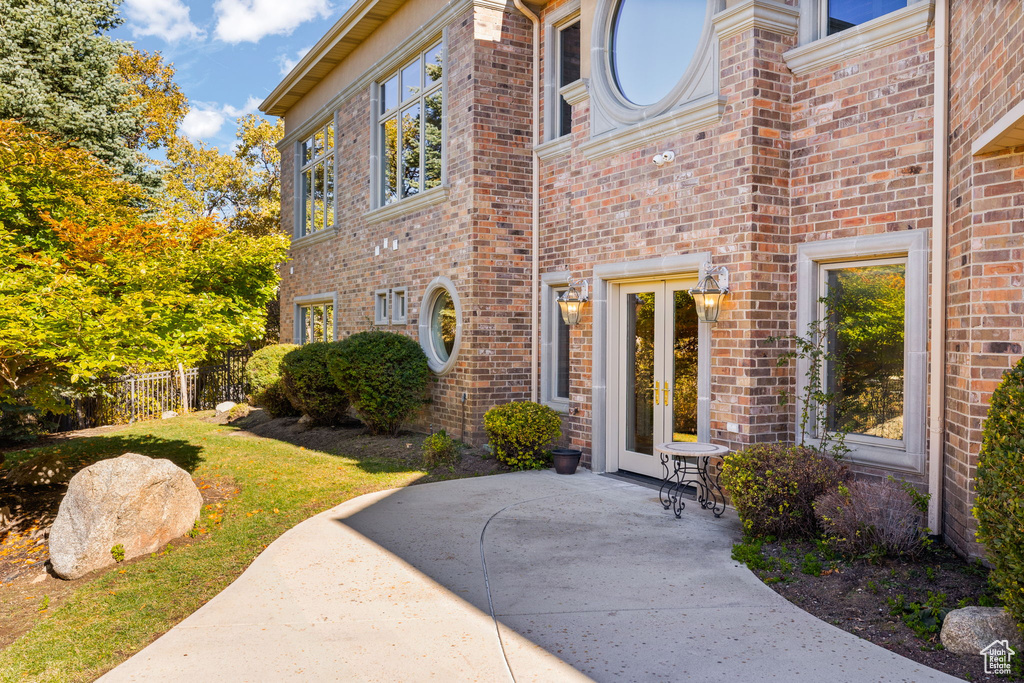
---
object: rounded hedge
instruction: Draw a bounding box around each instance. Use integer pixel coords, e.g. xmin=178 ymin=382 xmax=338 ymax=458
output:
xmin=279 ymin=342 xmax=350 ymax=426
xmin=328 ymin=331 xmax=430 ymax=436
xmin=244 ymin=344 xmax=300 ymax=418
xmin=719 ymin=443 xmax=846 ymax=539
xmin=974 ymin=356 xmax=1024 ymax=638
xmin=483 ymin=401 xmax=562 ymax=470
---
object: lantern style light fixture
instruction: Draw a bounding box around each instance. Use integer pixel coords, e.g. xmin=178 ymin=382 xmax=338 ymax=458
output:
xmin=688 ymin=264 xmax=730 ymax=323
xmin=557 ymin=278 xmax=590 ymax=326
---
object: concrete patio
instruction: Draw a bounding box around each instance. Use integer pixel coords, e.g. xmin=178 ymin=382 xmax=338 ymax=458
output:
xmin=100 ymin=470 xmax=957 ymax=682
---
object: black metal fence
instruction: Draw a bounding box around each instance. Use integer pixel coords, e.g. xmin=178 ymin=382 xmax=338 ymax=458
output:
xmin=55 ymin=348 xmax=254 ymax=431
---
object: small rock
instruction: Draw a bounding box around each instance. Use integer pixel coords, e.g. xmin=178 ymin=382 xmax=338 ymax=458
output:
xmin=48 ymin=453 xmax=201 ymax=580
xmin=293 ymin=414 xmax=314 ymax=431
xmin=161 ymin=410 xmax=178 ymax=419
xmin=5 ymin=452 xmax=72 ymax=486
xmin=215 ymin=401 xmax=236 ymax=414
xmin=940 ymin=606 xmax=1022 ymax=654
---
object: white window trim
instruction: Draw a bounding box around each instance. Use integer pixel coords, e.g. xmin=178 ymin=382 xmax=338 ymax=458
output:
xmin=544 ymin=1 xmax=581 ymax=143
xmin=795 ymin=230 xmax=929 ymax=473
xmin=369 ymin=30 xmax=448 ymax=212
xmin=418 ymin=276 xmax=463 ymax=375
xmin=785 ymin=0 xmax=934 ymax=76
xmin=391 ymin=287 xmax=408 ymax=324
xmin=294 ymin=292 xmax=338 ymax=344
xmin=541 ymin=272 xmax=572 ymax=413
xmin=375 ymin=289 xmax=391 ymax=326
xmin=293 ymin=115 xmax=338 ymax=239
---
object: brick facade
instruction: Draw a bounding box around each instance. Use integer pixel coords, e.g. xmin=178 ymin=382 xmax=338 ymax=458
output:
xmin=944 ymin=0 xmax=1024 ymax=556
xmin=268 ymin=0 xmax=1023 ymax=559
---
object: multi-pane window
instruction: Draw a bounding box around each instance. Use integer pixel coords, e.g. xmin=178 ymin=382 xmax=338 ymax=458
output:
xmin=820 ymin=259 xmax=906 ymax=441
xmin=826 ymin=0 xmax=907 ymax=35
xmin=298 ymin=302 xmax=334 ymax=343
xmin=378 ymin=41 xmax=444 ymax=206
xmin=299 ymin=121 xmax=335 ymax=237
xmin=557 ymin=21 xmax=581 ymax=138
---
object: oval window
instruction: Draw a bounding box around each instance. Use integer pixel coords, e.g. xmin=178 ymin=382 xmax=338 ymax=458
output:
xmin=430 ymin=290 xmax=457 ymax=362
xmin=611 ymin=0 xmax=707 ymax=106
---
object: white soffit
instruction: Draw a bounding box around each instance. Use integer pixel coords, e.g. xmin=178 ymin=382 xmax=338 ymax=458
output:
xmin=972 ymin=98 xmax=1024 ymax=156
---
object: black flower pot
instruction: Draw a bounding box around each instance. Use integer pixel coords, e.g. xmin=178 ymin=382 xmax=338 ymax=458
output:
xmin=551 ymin=448 xmax=582 ymax=475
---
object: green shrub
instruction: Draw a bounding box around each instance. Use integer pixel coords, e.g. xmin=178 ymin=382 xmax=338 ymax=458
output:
xmin=280 ymin=342 xmax=349 ymax=426
xmin=974 ymin=356 xmax=1024 ymax=639
xmin=719 ymin=443 xmax=846 ymax=539
xmin=244 ymin=344 xmax=299 ymax=418
xmin=422 ymin=430 xmax=461 ymax=469
xmin=814 ymin=477 xmax=930 ymax=560
xmin=483 ymin=401 xmax=561 ymax=470
xmin=328 ymin=331 xmax=430 ymax=436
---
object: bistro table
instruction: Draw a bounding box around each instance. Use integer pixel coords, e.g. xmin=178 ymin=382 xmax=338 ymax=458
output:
xmin=656 ymin=442 xmax=729 ymax=518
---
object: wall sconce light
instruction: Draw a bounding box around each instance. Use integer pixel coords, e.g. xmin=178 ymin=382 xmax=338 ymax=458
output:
xmin=557 ymin=278 xmax=590 ymax=326
xmin=688 ymin=263 xmax=730 ymax=323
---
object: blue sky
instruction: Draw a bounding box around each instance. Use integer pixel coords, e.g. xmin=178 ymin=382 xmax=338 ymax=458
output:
xmin=112 ymin=0 xmax=353 ymax=151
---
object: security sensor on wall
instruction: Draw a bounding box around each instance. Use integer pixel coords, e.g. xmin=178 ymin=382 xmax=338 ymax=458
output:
xmin=652 ymin=150 xmax=676 ymax=167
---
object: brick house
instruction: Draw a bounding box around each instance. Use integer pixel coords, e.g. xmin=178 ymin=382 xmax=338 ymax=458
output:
xmin=260 ymin=0 xmax=1024 ymax=559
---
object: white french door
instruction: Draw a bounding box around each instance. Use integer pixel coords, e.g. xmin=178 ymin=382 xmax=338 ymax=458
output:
xmin=614 ymin=279 xmax=700 ymax=478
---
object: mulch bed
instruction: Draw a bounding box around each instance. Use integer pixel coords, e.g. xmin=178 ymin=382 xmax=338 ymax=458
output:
xmin=747 ymin=539 xmax=1020 ymax=682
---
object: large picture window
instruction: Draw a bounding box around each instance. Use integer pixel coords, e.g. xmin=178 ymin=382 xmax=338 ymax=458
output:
xmin=298 ymin=121 xmax=335 ymax=237
xmin=378 ymin=41 xmax=444 ymax=206
xmin=820 ymin=259 xmax=906 ymax=441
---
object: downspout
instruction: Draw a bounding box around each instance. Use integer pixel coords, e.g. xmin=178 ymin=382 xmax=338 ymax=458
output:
xmin=928 ymin=0 xmax=949 ymax=534
xmin=513 ymin=0 xmax=541 ymax=403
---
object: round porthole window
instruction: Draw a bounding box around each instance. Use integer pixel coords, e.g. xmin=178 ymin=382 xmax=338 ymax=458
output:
xmin=418 ymin=277 xmax=462 ymax=374
xmin=611 ymin=0 xmax=708 ymax=106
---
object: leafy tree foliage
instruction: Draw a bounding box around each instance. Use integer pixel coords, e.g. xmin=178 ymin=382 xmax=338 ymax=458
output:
xmin=0 ymin=0 xmax=152 ymax=185
xmin=116 ymin=47 xmax=188 ymax=151
xmin=0 ymin=121 xmax=288 ymax=417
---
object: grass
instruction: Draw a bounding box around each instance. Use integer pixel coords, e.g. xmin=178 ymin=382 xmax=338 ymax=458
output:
xmin=0 ymin=416 xmax=432 ymax=682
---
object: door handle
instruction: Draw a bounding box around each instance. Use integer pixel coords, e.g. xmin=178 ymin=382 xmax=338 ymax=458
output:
xmin=654 ymin=381 xmax=660 ymax=405
xmin=664 ymin=382 xmax=670 ymax=405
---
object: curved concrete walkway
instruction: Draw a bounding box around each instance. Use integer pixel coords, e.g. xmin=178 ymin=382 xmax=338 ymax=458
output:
xmin=101 ymin=470 xmax=957 ymax=682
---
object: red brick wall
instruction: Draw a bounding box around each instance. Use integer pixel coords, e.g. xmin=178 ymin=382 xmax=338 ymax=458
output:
xmin=945 ymin=0 xmax=1024 ymax=557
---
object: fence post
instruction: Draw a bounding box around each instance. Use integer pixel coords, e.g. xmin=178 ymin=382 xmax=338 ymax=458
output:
xmin=178 ymin=362 xmax=189 ymax=414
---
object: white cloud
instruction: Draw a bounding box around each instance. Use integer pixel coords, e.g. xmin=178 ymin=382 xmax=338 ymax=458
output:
xmin=123 ymin=0 xmax=203 ymax=42
xmin=214 ymin=0 xmax=332 ymax=44
xmin=179 ymin=96 xmax=264 ymax=140
xmin=180 ymin=108 xmax=226 ymax=139
xmin=277 ymin=45 xmax=314 ymax=76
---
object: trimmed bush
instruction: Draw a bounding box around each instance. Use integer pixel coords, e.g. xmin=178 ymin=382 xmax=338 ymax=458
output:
xmin=974 ymin=356 xmax=1024 ymax=638
xmin=483 ymin=401 xmax=561 ymax=470
xmin=814 ymin=477 xmax=929 ymax=559
xmin=280 ymin=342 xmax=349 ymax=426
xmin=328 ymin=331 xmax=430 ymax=435
xmin=244 ymin=344 xmax=299 ymax=418
xmin=422 ymin=430 xmax=461 ymax=469
xmin=719 ymin=444 xmax=846 ymax=539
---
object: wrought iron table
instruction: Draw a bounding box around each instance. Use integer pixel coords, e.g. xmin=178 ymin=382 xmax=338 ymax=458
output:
xmin=656 ymin=442 xmax=729 ymax=518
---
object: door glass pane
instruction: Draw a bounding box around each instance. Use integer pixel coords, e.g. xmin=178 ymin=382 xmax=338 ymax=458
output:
xmin=424 ymin=91 xmax=443 ymax=190
xmin=672 ymin=291 xmax=699 ymax=442
xmin=381 ymin=118 xmax=398 ymax=205
xmin=625 ymin=292 xmax=655 ymax=455
xmin=555 ymin=300 xmax=570 ymax=400
xmin=401 ymin=104 xmax=421 ymax=197
xmin=825 ymin=264 xmax=906 ymax=439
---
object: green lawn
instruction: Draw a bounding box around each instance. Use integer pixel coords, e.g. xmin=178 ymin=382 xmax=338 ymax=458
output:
xmin=0 ymin=416 xmax=429 ymax=682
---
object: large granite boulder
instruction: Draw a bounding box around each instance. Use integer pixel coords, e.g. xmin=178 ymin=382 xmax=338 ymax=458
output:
xmin=940 ymin=606 xmax=1022 ymax=654
xmin=48 ymin=453 xmax=202 ymax=580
